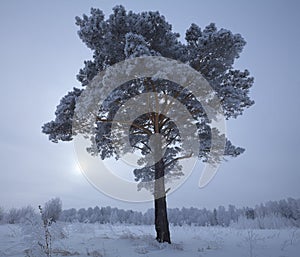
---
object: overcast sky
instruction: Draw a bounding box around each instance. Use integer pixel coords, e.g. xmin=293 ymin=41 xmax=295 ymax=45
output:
xmin=0 ymin=0 xmax=299 ymax=212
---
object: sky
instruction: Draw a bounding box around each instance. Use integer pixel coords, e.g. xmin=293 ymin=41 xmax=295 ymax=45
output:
xmin=0 ymin=0 xmax=299 ymax=212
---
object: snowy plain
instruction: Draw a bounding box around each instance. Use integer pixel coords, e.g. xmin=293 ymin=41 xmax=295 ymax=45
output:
xmin=0 ymin=223 xmax=300 ymax=257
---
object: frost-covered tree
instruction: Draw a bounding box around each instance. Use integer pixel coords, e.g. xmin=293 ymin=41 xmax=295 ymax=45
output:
xmin=91 ymin=206 xmax=101 ymax=223
xmin=77 ymin=208 xmax=87 ymax=222
xmin=5 ymin=208 xmax=19 ymax=224
xmin=228 ymin=204 xmax=238 ymax=223
xmin=143 ymin=208 xmax=154 ymax=225
xmin=287 ymin=198 xmax=300 ymax=223
xmin=0 ymin=207 xmax=4 ymax=223
xmin=60 ymin=208 xmax=77 ymax=222
xmin=86 ymin=207 xmax=94 ymax=222
xmin=42 ymin=197 xmax=62 ymax=223
xmin=110 ymin=208 xmax=119 ymax=224
xmin=18 ymin=206 xmax=36 ymax=223
xmin=42 ymin=6 xmax=254 ymax=243
xmin=217 ymin=205 xmax=229 ymax=226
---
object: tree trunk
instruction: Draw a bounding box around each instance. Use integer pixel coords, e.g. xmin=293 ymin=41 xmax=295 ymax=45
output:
xmin=152 ymin=113 xmax=171 ymax=243
xmin=154 ymin=195 xmax=171 ymax=243
xmin=154 ymin=158 xmax=171 ymax=244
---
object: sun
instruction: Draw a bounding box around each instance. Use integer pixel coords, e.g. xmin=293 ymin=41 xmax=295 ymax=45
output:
xmin=72 ymin=162 xmax=83 ymax=176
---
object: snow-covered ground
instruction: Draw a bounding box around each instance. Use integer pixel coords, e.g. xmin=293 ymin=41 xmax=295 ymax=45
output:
xmin=0 ymin=223 xmax=300 ymax=257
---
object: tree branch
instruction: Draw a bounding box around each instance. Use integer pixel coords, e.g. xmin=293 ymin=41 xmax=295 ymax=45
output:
xmin=164 ymin=152 xmax=193 ymax=168
xmin=97 ymin=117 xmax=152 ymax=136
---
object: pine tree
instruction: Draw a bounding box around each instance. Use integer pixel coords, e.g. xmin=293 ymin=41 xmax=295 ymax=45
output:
xmin=42 ymin=5 xmax=254 ymax=243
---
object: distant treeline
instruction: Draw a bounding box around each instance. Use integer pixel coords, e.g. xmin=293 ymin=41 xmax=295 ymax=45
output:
xmin=58 ymin=198 xmax=300 ymax=228
xmin=1 ymin=197 xmax=299 ymax=229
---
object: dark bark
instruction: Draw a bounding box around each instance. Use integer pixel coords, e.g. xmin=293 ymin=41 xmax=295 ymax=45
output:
xmin=154 ymin=194 xmax=171 ymax=243
xmin=154 ymin=156 xmax=171 ymax=244
xmin=152 ymin=110 xmax=171 ymax=244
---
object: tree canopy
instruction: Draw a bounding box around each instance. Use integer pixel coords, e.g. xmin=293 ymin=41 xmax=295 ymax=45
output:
xmin=43 ymin=5 xmax=254 ymax=165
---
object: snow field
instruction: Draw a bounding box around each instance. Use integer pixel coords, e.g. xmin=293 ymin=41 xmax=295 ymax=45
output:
xmin=0 ymin=223 xmax=300 ymax=257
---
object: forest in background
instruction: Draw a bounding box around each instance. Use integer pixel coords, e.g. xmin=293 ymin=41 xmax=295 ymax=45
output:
xmin=1 ymin=197 xmax=299 ymax=229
